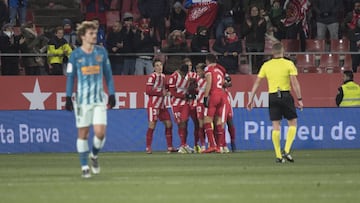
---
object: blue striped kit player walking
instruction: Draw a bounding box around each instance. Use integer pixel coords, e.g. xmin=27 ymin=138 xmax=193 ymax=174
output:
xmin=65 ymin=21 xmax=116 ymax=178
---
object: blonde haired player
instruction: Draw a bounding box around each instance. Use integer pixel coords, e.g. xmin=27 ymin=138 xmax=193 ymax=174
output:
xmin=65 ymin=21 xmax=116 ymax=178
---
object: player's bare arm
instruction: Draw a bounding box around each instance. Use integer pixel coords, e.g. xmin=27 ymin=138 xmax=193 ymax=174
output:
xmin=247 ymin=77 xmax=262 ymax=110
xmin=290 ymin=75 xmax=303 ymax=110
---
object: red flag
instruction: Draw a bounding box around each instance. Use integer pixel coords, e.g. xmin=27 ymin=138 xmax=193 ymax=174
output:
xmin=185 ymin=1 xmax=218 ymax=35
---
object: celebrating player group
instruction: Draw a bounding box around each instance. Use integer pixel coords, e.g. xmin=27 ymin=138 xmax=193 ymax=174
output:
xmin=145 ymin=54 xmax=236 ymax=154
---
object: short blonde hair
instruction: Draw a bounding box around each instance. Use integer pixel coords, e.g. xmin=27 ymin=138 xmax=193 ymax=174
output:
xmin=76 ymin=21 xmax=97 ymax=43
xmin=272 ymin=42 xmax=284 ymax=55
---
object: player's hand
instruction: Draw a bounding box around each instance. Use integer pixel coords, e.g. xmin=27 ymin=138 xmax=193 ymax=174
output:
xmin=246 ymin=101 xmax=253 ymax=111
xmin=298 ymin=100 xmax=304 ymax=111
xmin=108 ymin=95 xmax=116 ymax=109
xmin=203 ymin=96 xmax=209 ymax=108
xmin=65 ymin=96 xmax=73 ymax=111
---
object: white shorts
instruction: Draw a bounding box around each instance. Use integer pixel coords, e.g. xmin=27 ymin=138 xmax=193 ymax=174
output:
xmin=73 ymin=103 xmax=107 ymax=128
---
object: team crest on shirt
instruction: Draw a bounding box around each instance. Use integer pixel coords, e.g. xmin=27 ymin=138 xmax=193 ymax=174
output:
xmin=96 ymin=55 xmax=103 ymax=62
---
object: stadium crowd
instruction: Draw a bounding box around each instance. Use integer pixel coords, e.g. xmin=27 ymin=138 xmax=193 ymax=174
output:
xmin=0 ymin=0 xmax=360 ymax=76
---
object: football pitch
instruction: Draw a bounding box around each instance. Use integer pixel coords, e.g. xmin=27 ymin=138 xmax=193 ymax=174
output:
xmin=0 ymin=149 xmax=359 ymax=203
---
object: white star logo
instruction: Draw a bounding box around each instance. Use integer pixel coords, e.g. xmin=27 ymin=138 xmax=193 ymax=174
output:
xmin=22 ymin=79 xmax=52 ymax=110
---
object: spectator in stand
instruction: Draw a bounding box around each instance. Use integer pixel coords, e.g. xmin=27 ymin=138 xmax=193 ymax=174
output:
xmin=119 ymin=0 xmax=141 ymax=21
xmin=47 ymin=26 xmax=72 ymax=75
xmin=82 ymin=0 xmax=110 ymax=25
xmin=134 ymin=18 xmax=159 ymax=75
xmin=106 ymin=20 xmax=124 ymax=75
xmin=191 ymin=26 xmax=209 ymax=68
xmin=281 ymin=0 xmax=310 ymax=51
xmin=121 ymin=12 xmax=137 ymax=75
xmin=161 ymin=29 xmax=189 ymax=74
xmin=242 ymin=0 xmax=270 ymax=14
xmin=0 ymin=0 xmax=8 ymax=27
xmin=19 ymin=23 xmax=49 ymax=75
xmin=169 ymin=1 xmax=186 ymax=33
xmin=213 ymin=25 xmax=242 ymax=74
xmin=242 ymin=5 xmax=267 ymax=74
xmin=0 ymin=23 xmax=21 ymax=75
xmin=46 ymin=1 xmax=67 ymax=9
xmin=138 ymin=0 xmax=170 ymax=40
xmin=63 ymin=19 xmax=78 ymax=49
xmin=269 ymin=0 xmax=286 ymax=41
xmin=344 ymin=0 xmax=360 ymax=73
xmin=215 ymin=0 xmax=242 ymax=39
xmin=92 ymin=18 xmax=106 ymax=46
xmin=312 ymin=0 xmax=341 ymax=40
xmin=8 ymin=0 xmax=27 ymax=26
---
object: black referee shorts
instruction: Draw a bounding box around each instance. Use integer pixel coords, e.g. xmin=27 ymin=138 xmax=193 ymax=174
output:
xmin=268 ymin=91 xmax=298 ymax=121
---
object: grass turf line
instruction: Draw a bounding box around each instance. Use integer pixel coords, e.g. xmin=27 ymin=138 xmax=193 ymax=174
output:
xmin=0 ymin=149 xmax=359 ymax=203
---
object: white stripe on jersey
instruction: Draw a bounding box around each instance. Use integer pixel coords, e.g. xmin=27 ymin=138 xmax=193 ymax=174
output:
xmin=169 ymin=71 xmax=188 ymax=107
xmin=197 ymin=77 xmax=206 ymax=104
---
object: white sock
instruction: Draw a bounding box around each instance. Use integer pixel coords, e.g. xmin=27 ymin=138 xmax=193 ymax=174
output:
xmin=76 ymin=139 xmax=89 ymax=153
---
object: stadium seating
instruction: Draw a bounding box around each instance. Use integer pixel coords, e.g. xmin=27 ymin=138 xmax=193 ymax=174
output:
xmin=106 ymin=10 xmax=120 ymax=30
xmin=281 ymin=39 xmax=301 ymax=52
xmin=319 ymin=54 xmax=340 ymax=73
xmin=330 ymin=38 xmax=350 ymax=52
xmin=296 ymin=54 xmax=322 ymax=73
xmin=239 ymin=63 xmax=251 ymax=74
xmin=305 ymin=39 xmax=326 ymax=52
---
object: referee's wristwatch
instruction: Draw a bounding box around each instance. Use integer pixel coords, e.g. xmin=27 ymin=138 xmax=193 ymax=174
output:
xmin=297 ymin=98 xmax=302 ymax=101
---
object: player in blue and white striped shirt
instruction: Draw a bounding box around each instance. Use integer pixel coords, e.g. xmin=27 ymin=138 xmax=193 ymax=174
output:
xmin=65 ymin=21 xmax=116 ymax=178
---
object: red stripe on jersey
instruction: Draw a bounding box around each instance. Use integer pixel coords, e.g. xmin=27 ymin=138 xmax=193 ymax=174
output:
xmin=146 ymin=73 xmax=166 ymax=108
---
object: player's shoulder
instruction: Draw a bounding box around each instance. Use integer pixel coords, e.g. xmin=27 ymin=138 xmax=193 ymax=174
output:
xmin=70 ymin=47 xmax=82 ymax=55
xmin=94 ymin=45 xmax=107 ymax=54
xmin=170 ymin=71 xmax=179 ymax=78
xmin=69 ymin=47 xmax=82 ymax=60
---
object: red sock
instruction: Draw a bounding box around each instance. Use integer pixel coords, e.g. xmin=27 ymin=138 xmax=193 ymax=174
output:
xmin=204 ymin=123 xmax=216 ymax=147
xmin=216 ymin=125 xmax=225 ymax=147
xmin=228 ymin=125 xmax=236 ymax=144
xmin=178 ymin=127 xmax=187 ymax=146
xmin=165 ymin=127 xmax=173 ymax=148
xmin=146 ymin=128 xmax=154 ymax=148
xmin=198 ymin=127 xmax=205 ymax=146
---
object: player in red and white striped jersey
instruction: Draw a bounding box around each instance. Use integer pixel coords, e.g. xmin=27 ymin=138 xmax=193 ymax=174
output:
xmin=183 ymin=58 xmax=201 ymax=153
xmin=202 ymin=54 xmax=228 ymax=153
xmin=145 ymin=59 xmax=176 ymax=154
xmin=195 ymin=63 xmax=207 ymax=151
xmin=168 ymin=63 xmax=194 ymax=153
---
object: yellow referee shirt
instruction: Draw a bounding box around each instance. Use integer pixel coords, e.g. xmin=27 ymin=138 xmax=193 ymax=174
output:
xmin=258 ymin=58 xmax=298 ymax=93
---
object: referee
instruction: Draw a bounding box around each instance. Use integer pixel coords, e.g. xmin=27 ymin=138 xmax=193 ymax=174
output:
xmin=247 ymin=43 xmax=304 ymax=163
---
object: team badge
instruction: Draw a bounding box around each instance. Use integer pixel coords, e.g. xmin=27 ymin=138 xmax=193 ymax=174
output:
xmin=96 ymin=55 xmax=103 ymax=62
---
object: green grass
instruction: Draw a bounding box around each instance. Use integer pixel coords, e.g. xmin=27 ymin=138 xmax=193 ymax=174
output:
xmin=0 ymin=150 xmax=359 ymax=203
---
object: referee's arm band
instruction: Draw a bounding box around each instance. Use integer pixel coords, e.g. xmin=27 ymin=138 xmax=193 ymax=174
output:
xmin=297 ymin=98 xmax=302 ymax=101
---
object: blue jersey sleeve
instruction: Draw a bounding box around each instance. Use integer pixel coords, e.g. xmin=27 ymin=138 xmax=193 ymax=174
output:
xmin=66 ymin=51 xmax=76 ymax=97
xmin=102 ymin=48 xmax=115 ymax=95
